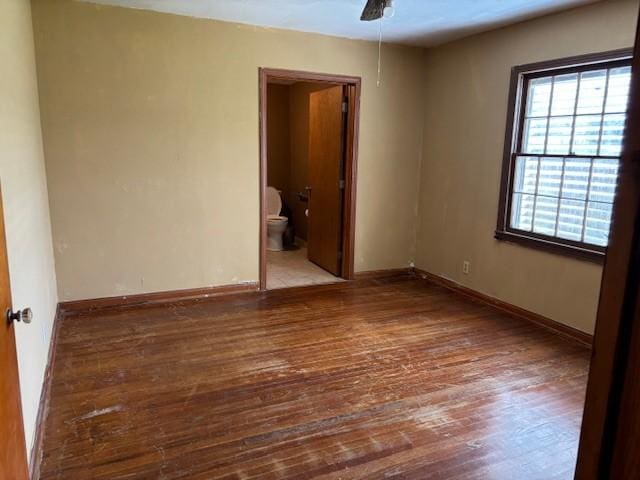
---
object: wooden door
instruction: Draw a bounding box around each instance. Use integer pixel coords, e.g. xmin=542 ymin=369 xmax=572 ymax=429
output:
xmin=574 ymin=12 xmax=640 ymax=480
xmin=307 ymin=85 xmax=345 ymax=276
xmin=0 ymin=190 xmax=29 ymax=480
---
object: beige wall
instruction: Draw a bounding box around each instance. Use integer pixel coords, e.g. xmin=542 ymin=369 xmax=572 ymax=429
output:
xmin=30 ymin=0 xmax=637 ymax=334
xmin=416 ymin=0 xmax=639 ymax=334
xmin=0 ymin=0 xmax=59 ymax=459
xmin=32 ymin=0 xmax=426 ymax=301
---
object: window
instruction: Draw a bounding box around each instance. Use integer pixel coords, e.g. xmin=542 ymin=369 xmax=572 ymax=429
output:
xmin=496 ymin=50 xmax=633 ymax=260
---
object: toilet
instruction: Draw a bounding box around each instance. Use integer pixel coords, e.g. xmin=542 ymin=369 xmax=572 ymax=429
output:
xmin=266 ymin=186 xmax=288 ymax=251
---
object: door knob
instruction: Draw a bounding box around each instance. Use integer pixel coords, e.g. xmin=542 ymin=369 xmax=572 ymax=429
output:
xmin=6 ymin=308 xmax=32 ymax=325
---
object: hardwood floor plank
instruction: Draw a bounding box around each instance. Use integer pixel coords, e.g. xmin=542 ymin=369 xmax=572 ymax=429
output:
xmin=39 ymin=277 xmax=589 ymax=479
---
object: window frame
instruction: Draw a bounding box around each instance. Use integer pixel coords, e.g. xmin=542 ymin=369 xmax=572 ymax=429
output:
xmin=495 ymin=49 xmax=634 ymax=263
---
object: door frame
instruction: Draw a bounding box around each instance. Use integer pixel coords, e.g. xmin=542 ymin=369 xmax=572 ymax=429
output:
xmin=258 ymin=68 xmax=361 ymax=291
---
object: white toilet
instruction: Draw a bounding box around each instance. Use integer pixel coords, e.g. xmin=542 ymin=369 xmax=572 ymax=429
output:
xmin=266 ymin=186 xmax=288 ymax=251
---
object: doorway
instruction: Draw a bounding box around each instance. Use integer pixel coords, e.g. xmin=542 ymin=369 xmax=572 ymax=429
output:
xmin=259 ymin=69 xmax=361 ymax=290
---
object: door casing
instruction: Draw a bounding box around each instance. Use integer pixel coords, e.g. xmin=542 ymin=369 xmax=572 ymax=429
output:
xmin=258 ymin=68 xmax=361 ymax=290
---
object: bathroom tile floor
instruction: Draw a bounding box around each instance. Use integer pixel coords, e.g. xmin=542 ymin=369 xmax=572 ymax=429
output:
xmin=267 ymin=246 xmax=343 ymax=289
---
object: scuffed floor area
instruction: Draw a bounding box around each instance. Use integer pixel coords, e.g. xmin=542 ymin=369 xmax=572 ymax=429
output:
xmin=38 ymin=275 xmax=589 ymax=479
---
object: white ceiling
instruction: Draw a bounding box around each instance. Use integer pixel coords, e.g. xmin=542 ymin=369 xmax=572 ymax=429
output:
xmin=80 ymin=0 xmax=600 ymax=47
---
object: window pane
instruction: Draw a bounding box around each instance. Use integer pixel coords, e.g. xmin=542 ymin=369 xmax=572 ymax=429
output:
xmin=599 ymin=113 xmax=626 ymax=156
xmin=572 ymin=115 xmax=601 ymax=155
xmin=537 ymin=157 xmax=563 ymax=197
xmin=526 ymin=76 xmax=552 ymax=117
xmin=605 ymin=66 xmax=632 ymax=113
xmin=557 ymin=199 xmax=586 ymax=241
xmin=510 ymin=193 xmax=535 ymax=231
xmin=533 ymin=196 xmax=559 ymax=236
xmin=546 ymin=116 xmax=573 ymax=154
xmin=576 ymin=69 xmax=607 ymax=114
xmin=550 ymin=74 xmax=578 ymax=116
xmin=510 ymin=61 xmax=628 ymax=250
xmin=562 ymin=158 xmax=591 ymax=201
xmin=523 ymin=118 xmax=548 ymax=154
xmin=589 ymin=158 xmax=619 ymax=203
xmin=584 ymin=202 xmax=613 ymax=246
xmin=513 ymin=156 xmax=538 ymax=194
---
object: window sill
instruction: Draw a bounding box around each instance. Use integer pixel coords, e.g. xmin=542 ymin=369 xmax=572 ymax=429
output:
xmin=494 ymin=230 xmax=606 ymax=264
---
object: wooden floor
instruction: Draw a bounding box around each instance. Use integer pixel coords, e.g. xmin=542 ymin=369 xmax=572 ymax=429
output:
xmin=39 ymin=275 xmax=589 ymax=479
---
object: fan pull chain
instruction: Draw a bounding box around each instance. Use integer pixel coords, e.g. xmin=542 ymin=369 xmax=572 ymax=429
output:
xmin=377 ymin=18 xmax=383 ymax=87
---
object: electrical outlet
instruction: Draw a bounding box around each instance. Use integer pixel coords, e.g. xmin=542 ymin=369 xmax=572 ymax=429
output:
xmin=462 ymin=261 xmax=470 ymax=275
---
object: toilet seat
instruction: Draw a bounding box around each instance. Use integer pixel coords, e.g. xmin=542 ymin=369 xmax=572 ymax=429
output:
xmin=266 ymin=187 xmax=283 ymax=216
xmin=267 ymin=214 xmax=287 ymax=223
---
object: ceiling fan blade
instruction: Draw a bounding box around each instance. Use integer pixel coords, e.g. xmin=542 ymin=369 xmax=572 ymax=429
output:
xmin=360 ymin=0 xmax=384 ymax=21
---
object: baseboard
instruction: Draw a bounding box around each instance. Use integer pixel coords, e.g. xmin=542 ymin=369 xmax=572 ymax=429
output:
xmin=353 ymin=268 xmax=414 ymax=280
xmin=29 ymin=305 xmax=63 ymax=480
xmin=413 ymin=268 xmax=593 ymax=348
xmin=59 ymin=282 xmax=260 ymax=316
